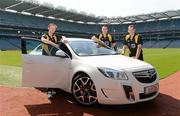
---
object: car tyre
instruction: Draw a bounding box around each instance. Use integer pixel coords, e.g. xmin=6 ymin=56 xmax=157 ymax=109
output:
xmin=72 ymin=74 xmax=98 ymax=106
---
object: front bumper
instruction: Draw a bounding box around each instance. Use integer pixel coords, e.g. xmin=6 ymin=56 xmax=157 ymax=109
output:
xmin=91 ymin=69 xmax=159 ymax=105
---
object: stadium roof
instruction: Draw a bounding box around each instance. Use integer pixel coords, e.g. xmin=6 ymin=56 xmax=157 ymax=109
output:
xmin=0 ymin=0 xmax=180 ymax=24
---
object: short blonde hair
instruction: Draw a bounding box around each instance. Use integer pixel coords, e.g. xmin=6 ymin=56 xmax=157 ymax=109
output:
xmin=48 ymin=23 xmax=57 ymax=28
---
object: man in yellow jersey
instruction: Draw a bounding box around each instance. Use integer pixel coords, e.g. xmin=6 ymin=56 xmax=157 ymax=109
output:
xmin=41 ymin=23 xmax=66 ymax=99
xmin=92 ymin=25 xmax=116 ymax=49
xmin=41 ymin=23 xmax=66 ymax=56
xmin=121 ymin=24 xmax=144 ymax=61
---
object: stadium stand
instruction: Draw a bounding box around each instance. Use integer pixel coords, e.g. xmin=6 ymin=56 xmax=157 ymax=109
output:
xmin=0 ymin=10 xmax=100 ymax=34
xmin=0 ymin=37 xmax=21 ymax=50
xmin=0 ymin=0 xmax=180 ymax=50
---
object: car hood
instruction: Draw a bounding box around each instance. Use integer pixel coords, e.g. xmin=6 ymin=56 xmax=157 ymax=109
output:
xmin=78 ymin=55 xmax=152 ymax=70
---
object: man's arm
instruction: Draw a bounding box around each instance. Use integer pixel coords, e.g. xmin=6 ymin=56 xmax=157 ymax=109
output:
xmin=135 ymin=44 xmax=142 ymax=59
xmin=135 ymin=35 xmax=143 ymax=59
xmin=41 ymin=36 xmax=59 ymax=48
xmin=91 ymin=35 xmax=100 ymax=43
xmin=91 ymin=35 xmax=110 ymax=48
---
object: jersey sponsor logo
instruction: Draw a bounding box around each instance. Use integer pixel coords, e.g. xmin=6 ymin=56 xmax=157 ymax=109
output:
xmin=131 ymin=44 xmax=136 ymax=48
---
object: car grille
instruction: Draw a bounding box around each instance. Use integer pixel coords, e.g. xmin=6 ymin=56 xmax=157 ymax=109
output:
xmin=133 ymin=69 xmax=157 ymax=83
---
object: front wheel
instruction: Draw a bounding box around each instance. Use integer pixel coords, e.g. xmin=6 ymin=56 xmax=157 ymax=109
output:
xmin=72 ymin=75 xmax=97 ymax=106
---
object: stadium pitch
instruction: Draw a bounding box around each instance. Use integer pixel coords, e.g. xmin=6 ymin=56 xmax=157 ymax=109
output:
xmin=0 ymin=48 xmax=180 ymax=86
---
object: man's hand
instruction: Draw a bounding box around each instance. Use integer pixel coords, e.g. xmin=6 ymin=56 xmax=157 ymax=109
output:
xmin=132 ymin=56 xmax=137 ymax=59
xmin=135 ymin=56 xmax=138 ymax=59
xmin=91 ymin=36 xmax=99 ymax=42
xmin=112 ymin=42 xmax=116 ymax=48
xmin=54 ymin=44 xmax=59 ymax=48
xmin=61 ymin=36 xmax=68 ymax=43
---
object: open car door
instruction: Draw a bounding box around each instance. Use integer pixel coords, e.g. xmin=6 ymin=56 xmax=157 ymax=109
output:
xmin=21 ymin=38 xmax=71 ymax=88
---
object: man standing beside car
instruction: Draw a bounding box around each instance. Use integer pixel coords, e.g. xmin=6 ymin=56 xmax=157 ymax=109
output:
xmin=91 ymin=25 xmax=117 ymax=50
xmin=41 ymin=23 xmax=67 ymax=56
xmin=41 ymin=23 xmax=66 ymax=99
xmin=121 ymin=24 xmax=144 ymax=61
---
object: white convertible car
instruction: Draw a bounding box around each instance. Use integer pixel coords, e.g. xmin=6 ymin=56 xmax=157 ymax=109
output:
xmin=21 ymin=38 xmax=159 ymax=106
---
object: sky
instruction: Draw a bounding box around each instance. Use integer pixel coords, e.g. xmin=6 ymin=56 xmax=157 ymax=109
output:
xmin=37 ymin=0 xmax=180 ymax=17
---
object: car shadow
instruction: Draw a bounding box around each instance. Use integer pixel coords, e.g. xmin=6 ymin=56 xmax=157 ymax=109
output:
xmin=25 ymin=89 xmax=180 ymax=116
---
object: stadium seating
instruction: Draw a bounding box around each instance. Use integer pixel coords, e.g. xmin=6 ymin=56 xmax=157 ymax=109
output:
xmin=0 ymin=10 xmax=100 ymax=34
xmin=109 ymin=19 xmax=180 ymax=33
xmin=167 ymin=39 xmax=180 ymax=48
xmin=0 ymin=10 xmax=180 ymax=50
xmin=0 ymin=38 xmax=21 ymax=50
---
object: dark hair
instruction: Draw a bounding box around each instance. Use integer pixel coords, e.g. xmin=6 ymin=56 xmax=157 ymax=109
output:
xmin=128 ymin=24 xmax=136 ymax=29
xmin=102 ymin=25 xmax=108 ymax=29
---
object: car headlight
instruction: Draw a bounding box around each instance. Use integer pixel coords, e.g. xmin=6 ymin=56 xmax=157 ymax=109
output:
xmin=98 ymin=67 xmax=128 ymax=80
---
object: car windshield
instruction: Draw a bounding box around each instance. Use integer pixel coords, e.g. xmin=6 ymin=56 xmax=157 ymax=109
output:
xmin=68 ymin=40 xmax=117 ymax=56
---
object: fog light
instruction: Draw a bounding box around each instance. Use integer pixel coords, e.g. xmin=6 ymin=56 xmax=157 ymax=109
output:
xmin=123 ymin=85 xmax=135 ymax=101
xmin=129 ymin=91 xmax=135 ymax=101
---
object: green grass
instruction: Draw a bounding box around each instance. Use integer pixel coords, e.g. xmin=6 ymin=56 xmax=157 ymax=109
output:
xmin=143 ymin=48 xmax=180 ymax=79
xmin=0 ymin=50 xmax=21 ymax=67
xmin=0 ymin=49 xmax=180 ymax=86
xmin=0 ymin=50 xmax=22 ymax=87
xmin=0 ymin=65 xmax=21 ymax=87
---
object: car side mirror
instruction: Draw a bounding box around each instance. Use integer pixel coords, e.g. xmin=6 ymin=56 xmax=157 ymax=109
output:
xmin=56 ymin=50 xmax=67 ymax=57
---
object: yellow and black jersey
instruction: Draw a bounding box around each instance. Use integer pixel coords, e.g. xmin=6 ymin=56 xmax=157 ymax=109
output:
xmin=124 ymin=34 xmax=143 ymax=60
xmin=41 ymin=33 xmax=61 ymax=56
xmin=42 ymin=33 xmax=59 ymax=44
xmin=96 ymin=33 xmax=115 ymax=47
